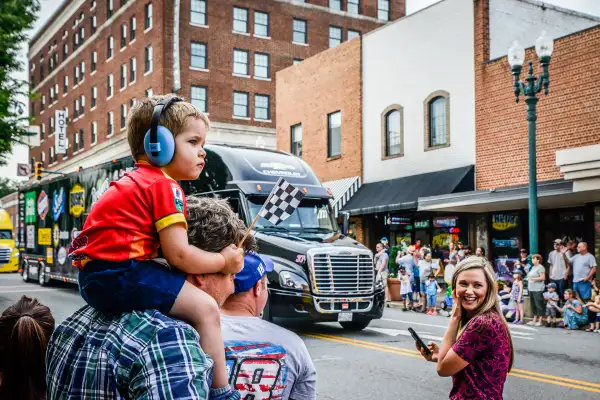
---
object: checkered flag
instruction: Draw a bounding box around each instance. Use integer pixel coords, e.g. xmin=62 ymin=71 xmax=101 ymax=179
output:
xmin=259 ymin=178 xmax=305 ymax=225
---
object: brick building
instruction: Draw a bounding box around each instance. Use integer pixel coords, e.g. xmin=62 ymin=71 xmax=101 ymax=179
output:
xmin=27 ymin=0 xmax=405 ymax=175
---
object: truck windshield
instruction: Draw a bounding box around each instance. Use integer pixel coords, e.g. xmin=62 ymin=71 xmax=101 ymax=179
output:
xmin=0 ymin=230 xmax=12 ymax=240
xmin=248 ymin=197 xmax=338 ymax=236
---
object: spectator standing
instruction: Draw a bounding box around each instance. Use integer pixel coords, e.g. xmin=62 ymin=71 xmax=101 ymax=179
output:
xmin=0 ymin=296 xmax=55 ymax=400
xmin=543 ymin=283 xmax=560 ymax=327
xmin=457 ymin=242 xmax=466 ymax=261
xmin=221 ymin=252 xmax=317 ymax=400
xmin=511 ymin=270 xmax=525 ymax=325
xmin=419 ymin=252 xmax=440 ymax=311
xmin=548 ymin=239 xmax=570 ymax=302
xmin=399 ymin=247 xmax=419 ymax=309
xmin=570 ymin=242 xmax=597 ymax=303
xmin=375 ymin=242 xmax=391 ymax=306
xmin=526 ymin=254 xmax=546 ymax=327
xmin=475 ymin=247 xmax=486 ymax=258
xmin=416 ymin=257 xmax=513 ymax=399
xmin=425 ymin=272 xmax=440 ymax=315
xmin=556 ymin=289 xmax=588 ymax=330
xmin=498 ymin=282 xmax=512 ymax=315
xmin=399 ymin=266 xmax=413 ymax=311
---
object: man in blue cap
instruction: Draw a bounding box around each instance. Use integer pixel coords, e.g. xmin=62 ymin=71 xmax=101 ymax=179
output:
xmin=221 ymin=252 xmax=317 ymax=400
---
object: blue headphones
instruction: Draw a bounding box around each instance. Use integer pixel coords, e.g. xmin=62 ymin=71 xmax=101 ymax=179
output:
xmin=143 ymin=96 xmax=184 ymax=167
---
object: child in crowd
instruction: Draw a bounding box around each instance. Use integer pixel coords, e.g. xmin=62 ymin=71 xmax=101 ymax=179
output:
xmin=425 ymin=272 xmax=440 ymax=315
xmin=510 ymin=270 xmax=525 ymax=324
xmin=399 ymin=266 xmax=413 ymax=311
xmin=543 ymin=283 xmax=560 ymax=327
xmin=69 ymin=95 xmax=244 ymax=391
xmin=583 ymin=293 xmax=600 ymax=333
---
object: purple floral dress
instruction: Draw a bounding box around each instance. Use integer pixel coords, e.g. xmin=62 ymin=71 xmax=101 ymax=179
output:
xmin=450 ymin=312 xmax=512 ymax=399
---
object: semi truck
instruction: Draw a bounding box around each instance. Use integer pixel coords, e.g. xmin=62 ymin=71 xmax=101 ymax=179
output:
xmin=0 ymin=209 xmax=19 ymax=272
xmin=19 ymin=145 xmax=384 ymax=330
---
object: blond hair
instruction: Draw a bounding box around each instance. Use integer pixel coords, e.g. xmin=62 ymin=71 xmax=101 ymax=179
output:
xmin=127 ymin=95 xmax=211 ymax=161
xmin=451 ymin=256 xmax=514 ymax=371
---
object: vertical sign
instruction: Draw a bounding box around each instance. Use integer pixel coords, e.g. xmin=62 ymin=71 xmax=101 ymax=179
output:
xmin=55 ymin=109 xmax=67 ymax=155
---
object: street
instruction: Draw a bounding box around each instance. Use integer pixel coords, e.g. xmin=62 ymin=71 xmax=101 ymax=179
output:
xmin=2 ymin=272 xmax=599 ymax=400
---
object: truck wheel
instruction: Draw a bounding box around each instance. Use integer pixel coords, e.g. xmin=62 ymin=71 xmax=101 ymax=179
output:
xmin=38 ymin=263 xmax=48 ymax=287
xmin=22 ymin=262 xmax=30 ymax=283
xmin=339 ymin=319 xmax=372 ymax=331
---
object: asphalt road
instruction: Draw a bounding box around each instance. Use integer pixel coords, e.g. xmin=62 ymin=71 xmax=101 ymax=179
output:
xmin=2 ymin=272 xmax=599 ymax=399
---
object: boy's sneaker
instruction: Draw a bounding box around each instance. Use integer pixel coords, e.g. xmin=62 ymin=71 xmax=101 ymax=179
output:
xmin=534 ymin=321 xmax=542 ymax=327
xmin=426 ymin=310 xmax=433 ymax=315
xmin=432 ymin=310 xmax=438 ymax=316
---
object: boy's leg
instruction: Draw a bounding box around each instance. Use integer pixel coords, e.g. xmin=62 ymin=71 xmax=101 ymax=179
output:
xmin=170 ymin=281 xmax=229 ymax=388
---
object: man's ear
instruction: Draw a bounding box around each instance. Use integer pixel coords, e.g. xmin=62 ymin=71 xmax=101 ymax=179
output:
xmin=189 ymin=274 xmax=205 ymax=289
xmin=252 ymin=280 xmax=262 ymax=298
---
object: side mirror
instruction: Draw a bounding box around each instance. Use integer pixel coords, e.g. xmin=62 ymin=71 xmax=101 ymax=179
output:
xmin=341 ymin=212 xmax=350 ymax=235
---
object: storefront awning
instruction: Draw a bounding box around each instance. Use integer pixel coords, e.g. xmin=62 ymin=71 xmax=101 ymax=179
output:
xmin=417 ymin=179 xmax=600 ymax=212
xmin=341 ymin=166 xmax=474 ymax=216
xmin=323 ymin=176 xmax=361 ymax=218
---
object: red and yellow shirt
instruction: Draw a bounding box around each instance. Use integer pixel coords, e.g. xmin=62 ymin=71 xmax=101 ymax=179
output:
xmin=69 ymin=161 xmax=187 ymax=269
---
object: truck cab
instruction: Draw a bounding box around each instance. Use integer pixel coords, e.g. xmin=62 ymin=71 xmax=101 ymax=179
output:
xmin=181 ymin=145 xmax=385 ymax=330
xmin=0 ymin=209 xmax=19 ymax=273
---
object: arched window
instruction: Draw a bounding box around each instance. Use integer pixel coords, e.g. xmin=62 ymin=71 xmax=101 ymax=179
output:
xmin=424 ymin=91 xmax=450 ymax=149
xmin=380 ymin=105 xmax=404 ymax=159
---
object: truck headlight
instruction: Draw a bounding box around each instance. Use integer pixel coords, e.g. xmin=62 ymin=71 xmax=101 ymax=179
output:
xmin=375 ymin=271 xmax=384 ymax=289
xmin=12 ymin=251 xmax=19 ymax=258
xmin=279 ymin=271 xmax=309 ymax=291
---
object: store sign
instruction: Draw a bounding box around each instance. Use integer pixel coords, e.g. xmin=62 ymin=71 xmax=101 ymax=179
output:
xmin=560 ymin=212 xmax=584 ymax=223
xmin=492 ymin=214 xmax=519 ymax=231
xmin=414 ymin=219 xmax=430 ymax=229
xmin=434 ymin=216 xmax=458 ymax=228
xmin=385 ymin=216 xmax=411 ymax=226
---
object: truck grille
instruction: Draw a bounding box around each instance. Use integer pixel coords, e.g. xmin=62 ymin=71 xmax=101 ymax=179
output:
xmin=307 ymin=248 xmax=375 ymax=295
xmin=0 ymin=248 xmax=10 ymax=264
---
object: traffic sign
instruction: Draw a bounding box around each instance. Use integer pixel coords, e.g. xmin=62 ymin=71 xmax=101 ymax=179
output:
xmin=17 ymin=163 xmax=31 ymax=177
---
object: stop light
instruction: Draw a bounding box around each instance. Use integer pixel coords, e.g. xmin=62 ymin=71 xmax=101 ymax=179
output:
xmin=34 ymin=162 xmax=43 ymax=181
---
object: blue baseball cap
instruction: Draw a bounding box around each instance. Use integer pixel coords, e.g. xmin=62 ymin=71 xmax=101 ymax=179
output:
xmin=234 ymin=252 xmax=274 ymax=293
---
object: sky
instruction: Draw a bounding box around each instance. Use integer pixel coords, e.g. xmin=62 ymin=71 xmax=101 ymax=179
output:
xmin=2 ymin=0 xmax=600 ymax=180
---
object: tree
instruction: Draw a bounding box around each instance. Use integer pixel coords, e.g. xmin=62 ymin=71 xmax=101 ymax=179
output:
xmin=0 ymin=177 xmax=18 ymax=199
xmin=0 ymin=0 xmax=40 ymax=165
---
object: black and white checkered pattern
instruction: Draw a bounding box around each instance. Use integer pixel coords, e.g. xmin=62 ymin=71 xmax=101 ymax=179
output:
xmin=259 ymin=178 xmax=305 ymax=225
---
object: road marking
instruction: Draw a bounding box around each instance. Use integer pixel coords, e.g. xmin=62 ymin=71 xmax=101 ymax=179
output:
xmin=366 ymin=327 xmax=444 ymax=341
xmin=380 ymin=318 xmax=534 ymax=339
xmin=303 ymin=332 xmax=600 ymax=394
xmin=0 ymin=288 xmax=58 ymax=294
xmin=0 ymin=285 xmax=31 ymax=289
xmin=382 ymin=317 xmax=538 ymax=332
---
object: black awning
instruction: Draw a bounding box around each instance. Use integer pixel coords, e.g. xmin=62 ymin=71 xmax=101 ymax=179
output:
xmin=341 ymin=166 xmax=474 ymax=216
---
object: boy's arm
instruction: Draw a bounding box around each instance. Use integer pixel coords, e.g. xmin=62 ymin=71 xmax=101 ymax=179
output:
xmin=159 ymin=223 xmax=226 ymax=274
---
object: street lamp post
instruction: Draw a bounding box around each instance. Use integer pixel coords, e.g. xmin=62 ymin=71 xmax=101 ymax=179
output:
xmin=507 ymin=31 xmax=554 ymax=254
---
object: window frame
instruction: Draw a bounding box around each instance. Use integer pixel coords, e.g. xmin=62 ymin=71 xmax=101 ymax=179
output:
xmin=91 ymin=121 xmax=98 ymax=144
xmin=144 ymin=44 xmax=153 ymax=73
xmin=130 ymin=57 xmax=136 ymax=82
xmin=233 ymin=91 xmax=249 ymax=118
xmin=348 ymin=0 xmax=360 ymax=14
xmin=290 ymin=123 xmax=302 ymax=157
xmin=191 ymin=41 xmax=207 ymax=69
xmin=254 ymin=11 xmax=269 ymax=37
xmin=329 ymin=26 xmax=343 ymax=48
xmin=91 ymin=51 xmax=97 ymax=72
xmin=292 ymin=18 xmax=307 ymax=44
xmin=254 ymin=94 xmax=270 ymax=121
xmin=423 ymin=90 xmax=451 ymax=150
xmin=327 ymin=111 xmax=342 ymax=158
xmin=120 ymin=23 xmax=127 ymax=49
xmin=191 ymin=85 xmax=207 ymax=113
xmin=107 ymin=111 xmax=114 ymax=136
xmin=120 ymin=103 xmax=127 ymax=129
xmin=378 ymin=0 xmax=390 ymax=21
xmin=329 ymin=0 xmax=342 ymax=10
xmin=91 ymin=86 xmax=97 ymax=108
xmin=191 ymin=0 xmax=207 ymax=26
xmin=130 ymin=16 xmax=136 ymax=41
xmin=381 ymin=105 xmax=404 ymax=159
xmin=233 ymin=48 xmax=249 ymax=76
xmin=145 ymin=2 xmax=153 ymax=30
xmin=107 ymin=36 xmax=114 ymax=59
xmin=107 ymin=73 xmax=114 ymax=98
xmin=233 ymin=7 xmax=249 ymax=33
xmin=253 ymin=52 xmax=270 ymax=79
xmin=348 ymin=29 xmax=360 ymax=41
xmin=120 ymin=63 xmax=127 ymax=89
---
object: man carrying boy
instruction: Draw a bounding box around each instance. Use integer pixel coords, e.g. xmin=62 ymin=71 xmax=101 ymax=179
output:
xmin=69 ymin=95 xmax=243 ymax=392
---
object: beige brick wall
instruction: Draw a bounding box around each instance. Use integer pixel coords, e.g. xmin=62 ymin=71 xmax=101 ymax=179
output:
xmin=276 ymin=38 xmax=362 ymax=182
xmin=474 ymin=0 xmax=600 ymax=189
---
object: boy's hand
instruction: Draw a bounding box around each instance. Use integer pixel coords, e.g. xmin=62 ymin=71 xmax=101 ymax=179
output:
xmin=220 ymin=244 xmax=244 ymax=274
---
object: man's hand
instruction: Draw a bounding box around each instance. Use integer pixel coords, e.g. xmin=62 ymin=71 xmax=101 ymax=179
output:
xmin=220 ymin=245 xmax=244 ymax=274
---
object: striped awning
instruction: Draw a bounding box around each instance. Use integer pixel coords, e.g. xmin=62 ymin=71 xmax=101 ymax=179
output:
xmin=322 ymin=176 xmax=361 ymax=218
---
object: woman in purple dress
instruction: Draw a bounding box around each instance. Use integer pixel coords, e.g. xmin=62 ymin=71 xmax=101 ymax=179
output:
xmin=416 ymin=257 xmax=514 ymax=399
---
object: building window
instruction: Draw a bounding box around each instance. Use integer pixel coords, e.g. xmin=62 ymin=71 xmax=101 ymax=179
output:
xmin=80 ymin=95 xmax=85 ymax=115
xmin=233 ymin=91 xmax=249 ymax=118
xmin=120 ymin=23 xmax=127 ymax=48
xmin=50 ymin=87 xmax=55 ymax=103
xmin=79 ymin=128 xmax=85 ymax=150
xmin=73 ymin=130 xmax=79 ymax=153
xmin=191 ymin=42 xmax=207 ymax=69
xmin=329 ymin=0 xmax=341 ymax=10
xmin=130 ymin=57 xmax=136 ymax=82
xmin=425 ymin=91 xmax=450 ymax=148
xmin=91 ymin=15 xmax=97 ymax=34
xmin=107 ymin=111 xmax=114 ymax=136
xmin=91 ymin=121 xmax=97 ymax=144
xmin=41 ymin=123 xmax=45 ymax=140
xmin=130 ymin=16 xmax=136 ymax=41
xmin=145 ymin=88 xmax=153 ymax=97
xmin=62 ymin=75 xmax=68 ymax=93
xmin=348 ymin=29 xmax=360 ymax=40
xmin=41 ymin=95 xmax=45 ymax=111
xmin=91 ymin=86 xmax=97 ymax=108
xmin=130 ymin=97 xmax=136 ymax=108
xmin=293 ymin=18 xmax=307 ymax=44
xmin=145 ymin=2 xmax=153 ymax=30
xmin=50 ymin=147 xmax=55 ymax=164
xmin=327 ymin=111 xmax=341 ymax=158
xmin=191 ymin=86 xmax=207 ymax=112
xmin=329 ymin=26 xmax=342 ymax=48
xmin=50 ymin=116 xmax=54 ymax=132
xmin=233 ymin=7 xmax=248 ymax=33
xmin=254 ymin=11 xmax=269 ymax=37
xmin=80 ymin=61 xmax=85 ymax=77
xmin=63 ymin=43 xmax=68 ymax=60
xmin=73 ymin=32 xmax=79 ymax=50
xmin=381 ymin=106 xmax=403 ymax=158
xmin=233 ymin=49 xmax=248 ymax=75
xmin=121 ymin=104 xmax=127 ymax=128
xmin=254 ymin=94 xmax=270 ymax=121
xmin=291 ymin=124 xmax=302 ymax=157
xmin=348 ymin=0 xmax=360 ymax=14
xmin=91 ymin=51 xmax=97 ymax=72
xmin=144 ymin=45 xmax=153 ymax=73
xmin=120 ymin=63 xmax=127 ymax=89
xmin=191 ymin=0 xmax=207 ymax=25
xmin=74 ymin=99 xmax=79 ymax=119
xmin=41 ymin=151 xmax=46 ymax=165
xmin=79 ymin=26 xmax=85 ymax=42
xmin=74 ymin=65 xmax=79 ymax=85
xmin=293 ymin=58 xmax=303 ymax=65
xmin=107 ymin=73 xmax=114 ymax=97
xmin=254 ymin=53 xmax=270 ymax=79
xmin=107 ymin=36 xmax=114 ymax=59
xmin=107 ymin=0 xmax=113 ymax=18
xmin=378 ymin=0 xmax=389 ymax=21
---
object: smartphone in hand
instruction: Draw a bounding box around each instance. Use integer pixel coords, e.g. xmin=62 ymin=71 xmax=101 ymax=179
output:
xmin=408 ymin=327 xmax=431 ymax=356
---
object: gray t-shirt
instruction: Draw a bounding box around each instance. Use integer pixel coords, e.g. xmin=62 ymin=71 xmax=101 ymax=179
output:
xmin=418 ymin=260 xmax=438 ymax=279
xmin=548 ymin=250 xmax=568 ymax=281
xmin=399 ymin=254 xmax=416 ymax=276
xmin=221 ymin=314 xmax=317 ymax=400
xmin=570 ymin=253 xmax=597 ymax=283
xmin=526 ymin=264 xmax=546 ymax=292
xmin=375 ymin=251 xmax=389 ymax=273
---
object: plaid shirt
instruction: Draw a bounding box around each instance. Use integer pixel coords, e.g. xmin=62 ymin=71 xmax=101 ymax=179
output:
xmin=46 ymin=306 xmax=239 ymax=400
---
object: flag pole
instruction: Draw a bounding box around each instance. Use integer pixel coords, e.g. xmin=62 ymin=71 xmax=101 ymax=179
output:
xmin=238 ymin=213 xmax=261 ymax=248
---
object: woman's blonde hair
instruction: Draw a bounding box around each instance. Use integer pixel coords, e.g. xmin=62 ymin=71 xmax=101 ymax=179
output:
xmin=451 ymin=256 xmax=514 ymax=371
